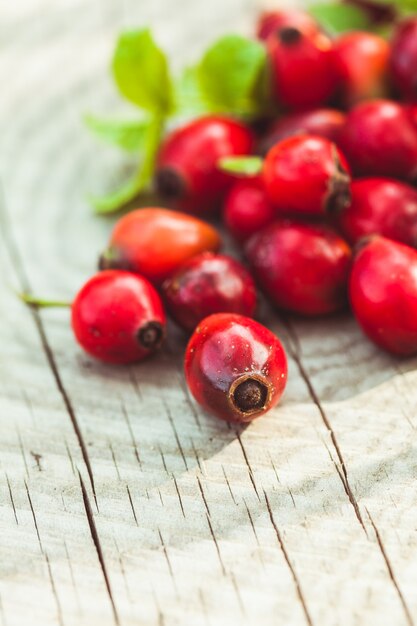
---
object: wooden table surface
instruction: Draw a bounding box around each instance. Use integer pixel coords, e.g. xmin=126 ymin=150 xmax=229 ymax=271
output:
xmin=1 ymin=1 xmax=417 ymax=625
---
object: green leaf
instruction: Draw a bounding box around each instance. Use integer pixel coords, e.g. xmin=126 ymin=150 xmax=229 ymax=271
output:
xmin=174 ymin=66 xmax=211 ymax=117
xmin=309 ymin=3 xmax=370 ymax=34
xmin=112 ymin=29 xmax=174 ymax=114
xmin=197 ymin=35 xmax=267 ymax=115
xmin=90 ymin=117 xmax=164 ymax=214
xmin=84 ymin=115 xmax=151 ymax=152
xmin=218 ymin=156 xmax=263 ymax=176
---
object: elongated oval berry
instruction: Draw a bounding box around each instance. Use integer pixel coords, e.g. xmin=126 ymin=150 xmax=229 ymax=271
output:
xmin=71 ymin=271 xmax=166 ymax=364
xmin=99 ymin=208 xmax=221 ymax=285
xmin=263 ymin=135 xmax=351 ymax=216
xmin=259 ymin=109 xmax=346 ymax=155
xmin=185 ymin=313 xmax=287 ymax=422
xmin=155 ymin=116 xmax=254 ymax=214
xmin=256 ymin=10 xmax=319 ymax=40
xmin=338 ymin=178 xmax=417 ymax=247
xmin=246 ymin=221 xmax=351 ymax=315
xmin=223 ymin=176 xmax=275 ymax=242
xmin=390 ymin=18 xmax=417 ymax=102
xmin=350 ymin=236 xmax=417 ymax=355
xmin=338 ymin=100 xmax=417 ymax=181
xmin=267 ymin=27 xmax=337 ymax=110
xmin=333 ymin=32 xmax=389 ymax=107
xmin=163 ymin=253 xmax=257 ymax=332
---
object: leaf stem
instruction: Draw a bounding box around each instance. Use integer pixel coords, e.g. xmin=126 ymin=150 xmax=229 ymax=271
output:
xmin=18 ymin=292 xmax=72 ymax=309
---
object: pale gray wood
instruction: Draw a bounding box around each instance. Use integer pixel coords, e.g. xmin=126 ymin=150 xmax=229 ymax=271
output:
xmin=1 ymin=1 xmax=417 ymax=625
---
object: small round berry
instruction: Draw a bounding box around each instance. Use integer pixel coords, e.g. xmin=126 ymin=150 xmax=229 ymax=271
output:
xmin=259 ymin=109 xmax=346 ymax=155
xmin=337 ymin=178 xmax=417 ymax=247
xmin=350 ymin=236 xmax=417 ymax=355
xmin=390 ymin=18 xmax=417 ymax=102
xmin=338 ymin=100 xmax=417 ymax=182
xmin=71 ymin=271 xmax=166 ymax=364
xmin=184 ymin=313 xmax=287 ymax=422
xmin=246 ymin=220 xmax=351 ymax=316
xmin=263 ymin=135 xmax=351 ymax=216
xmin=155 ymin=116 xmax=254 ymax=214
xmin=223 ymin=176 xmax=275 ymax=242
xmin=163 ymin=253 xmax=257 ymax=332
xmin=99 ymin=207 xmax=221 ymax=286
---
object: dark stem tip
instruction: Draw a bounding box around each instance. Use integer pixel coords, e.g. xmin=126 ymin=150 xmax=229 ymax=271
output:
xmin=155 ymin=167 xmax=187 ymax=200
xmin=277 ymin=26 xmax=302 ymax=46
xmin=138 ymin=321 xmax=164 ymax=351
xmin=98 ymin=248 xmax=131 ymax=272
xmin=232 ymin=377 xmax=268 ymax=414
xmin=326 ymin=149 xmax=352 ymax=214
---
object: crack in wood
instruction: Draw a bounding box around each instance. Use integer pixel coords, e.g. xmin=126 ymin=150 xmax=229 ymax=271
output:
xmin=222 ymin=465 xmax=237 ymax=505
xmin=121 ymin=403 xmax=142 ymax=469
xmin=45 ymin=551 xmax=64 ymax=626
xmin=366 ymin=509 xmax=415 ymax=626
xmin=205 ymin=514 xmax=226 ymax=576
xmin=173 ymin=477 xmax=186 ymax=518
xmin=78 ymin=472 xmax=120 ymax=626
xmin=197 ymin=475 xmax=211 ymax=517
xmin=25 ymin=480 xmax=43 ymax=552
xmin=235 ymin=430 xmax=260 ymax=502
xmin=158 ymin=529 xmax=179 ymax=597
xmin=126 ymin=485 xmax=139 ymax=526
xmin=5 ymin=473 xmax=18 ymax=525
xmin=264 ymin=491 xmax=314 ymax=626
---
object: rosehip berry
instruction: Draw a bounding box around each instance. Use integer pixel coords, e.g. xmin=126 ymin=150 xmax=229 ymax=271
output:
xmin=338 ymin=100 xmax=417 ymax=182
xmin=350 ymin=236 xmax=417 ymax=355
xmin=338 ymin=178 xmax=417 ymax=247
xmin=223 ymin=176 xmax=275 ymax=242
xmin=390 ymin=18 xmax=417 ymax=102
xmin=406 ymin=104 xmax=417 ymax=129
xmin=267 ymin=27 xmax=337 ymax=110
xmin=155 ymin=116 xmax=254 ymax=214
xmin=246 ymin=220 xmax=351 ymax=316
xmin=256 ymin=10 xmax=319 ymax=41
xmin=99 ymin=207 xmax=221 ymax=286
xmin=263 ymin=135 xmax=351 ymax=216
xmin=71 ymin=271 xmax=166 ymax=364
xmin=184 ymin=313 xmax=287 ymax=422
xmin=259 ymin=109 xmax=346 ymax=155
xmin=163 ymin=253 xmax=257 ymax=332
xmin=333 ymin=32 xmax=389 ymax=107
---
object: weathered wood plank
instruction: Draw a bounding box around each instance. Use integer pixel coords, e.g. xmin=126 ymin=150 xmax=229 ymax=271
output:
xmin=1 ymin=1 xmax=417 ymax=625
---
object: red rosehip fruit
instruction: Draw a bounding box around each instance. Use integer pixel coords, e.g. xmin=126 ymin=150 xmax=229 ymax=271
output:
xmin=263 ymin=135 xmax=351 ymax=216
xmin=256 ymin=10 xmax=319 ymax=41
xmin=338 ymin=100 xmax=417 ymax=182
xmin=223 ymin=176 xmax=275 ymax=242
xmin=155 ymin=116 xmax=254 ymax=214
xmin=259 ymin=109 xmax=346 ymax=155
xmin=184 ymin=313 xmax=287 ymax=422
xmin=338 ymin=178 xmax=417 ymax=247
xmin=333 ymin=32 xmax=389 ymax=107
xmin=390 ymin=18 xmax=417 ymax=102
xmin=71 ymin=271 xmax=166 ymax=364
xmin=350 ymin=236 xmax=417 ymax=355
xmin=246 ymin=221 xmax=351 ymax=316
xmin=267 ymin=27 xmax=337 ymax=111
xmin=99 ymin=208 xmax=221 ymax=286
xmin=163 ymin=253 xmax=257 ymax=332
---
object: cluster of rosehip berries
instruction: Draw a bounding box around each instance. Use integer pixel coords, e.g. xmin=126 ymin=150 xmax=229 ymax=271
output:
xmin=30 ymin=9 xmax=417 ymax=423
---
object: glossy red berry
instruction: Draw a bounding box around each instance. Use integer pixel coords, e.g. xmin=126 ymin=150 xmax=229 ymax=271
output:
xmin=71 ymin=271 xmax=166 ymax=364
xmin=163 ymin=253 xmax=257 ymax=332
xmin=350 ymin=236 xmax=417 ymax=355
xmin=155 ymin=116 xmax=254 ymax=214
xmin=338 ymin=100 xmax=417 ymax=182
xmin=259 ymin=109 xmax=346 ymax=155
xmin=99 ymin=208 xmax=221 ymax=286
xmin=267 ymin=27 xmax=337 ymax=111
xmin=223 ymin=176 xmax=275 ymax=242
xmin=184 ymin=313 xmax=287 ymax=422
xmin=246 ymin=220 xmax=351 ymax=316
xmin=338 ymin=178 xmax=417 ymax=247
xmin=263 ymin=135 xmax=351 ymax=217
xmin=256 ymin=10 xmax=319 ymax=41
xmin=333 ymin=32 xmax=389 ymax=107
xmin=390 ymin=18 xmax=417 ymax=102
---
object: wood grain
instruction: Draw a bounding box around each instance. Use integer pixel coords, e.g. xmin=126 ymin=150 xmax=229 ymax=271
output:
xmin=1 ymin=1 xmax=417 ymax=625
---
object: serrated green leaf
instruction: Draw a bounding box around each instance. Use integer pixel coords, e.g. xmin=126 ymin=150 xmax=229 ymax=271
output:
xmin=218 ymin=156 xmax=263 ymax=176
xmin=84 ymin=115 xmax=151 ymax=152
xmin=174 ymin=66 xmax=211 ymax=117
xmin=197 ymin=35 xmax=267 ymax=115
xmin=112 ymin=29 xmax=174 ymax=114
xmin=309 ymin=3 xmax=370 ymax=34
